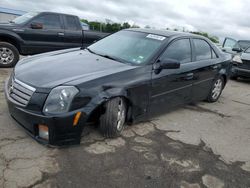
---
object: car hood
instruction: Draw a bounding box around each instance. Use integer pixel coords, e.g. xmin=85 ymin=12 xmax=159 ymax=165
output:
xmin=14 ymin=49 xmax=136 ymax=89
xmin=0 ymin=22 xmax=17 ymax=29
xmin=241 ymin=52 xmax=250 ymax=60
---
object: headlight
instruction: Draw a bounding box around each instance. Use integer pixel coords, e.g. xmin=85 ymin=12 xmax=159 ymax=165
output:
xmin=43 ymin=86 xmax=79 ymax=115
xmin=232 ymin=55 xmax=243 ymax=64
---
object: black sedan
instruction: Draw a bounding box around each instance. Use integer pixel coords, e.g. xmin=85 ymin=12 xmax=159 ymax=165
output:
xmin=4 ymin=28 xmax=232 ymax=146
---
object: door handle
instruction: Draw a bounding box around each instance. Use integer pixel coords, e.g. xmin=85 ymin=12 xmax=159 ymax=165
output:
xmin=212 ymin=65 xmax=218 ymax=69
xmin=184 ymin=73 xmax=194 ymax=80
xmin=212 ymin=64 xmax=221 ymax=70
xmin=58 ymin=32 xmax=65 ymax=36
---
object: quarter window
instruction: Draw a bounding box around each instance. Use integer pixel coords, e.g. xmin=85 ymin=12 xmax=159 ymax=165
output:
xmin=32 ymin=14 xmax=61 ymax=29
xmin=193 ymin=39 xmax=212 ymax=61
xmin=161 ymin=39 xmax=191 ymax=64
xmin=212 ymin=49 xmax=218 ymax=59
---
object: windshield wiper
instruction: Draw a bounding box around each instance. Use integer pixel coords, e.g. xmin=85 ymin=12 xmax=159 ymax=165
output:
xmin=85 ymin=48 xmax=116 ymax=60
xmin=84 ymin=47 xmax=96 ymax=54
xmin=85 ymin=48 xmax=130 ymax=64
xmin=97 ymin=54 xmax=117 ymax=61
xmin=9 ymin=20 xmax=15 ymax=23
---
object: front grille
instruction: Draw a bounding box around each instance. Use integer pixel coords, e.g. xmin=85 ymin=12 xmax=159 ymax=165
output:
xmin=240 ymin=60 xmax=250 ymax=70
xmin=8 ymin=77 xmax=36 ymax=106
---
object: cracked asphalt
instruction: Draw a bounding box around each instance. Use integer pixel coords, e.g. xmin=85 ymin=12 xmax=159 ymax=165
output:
xmin=0 ymin=68 xmax=250 ymax=188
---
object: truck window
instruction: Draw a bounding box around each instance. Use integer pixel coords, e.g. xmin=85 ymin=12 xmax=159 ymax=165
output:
xmin=65 ymin=16 xmax=80 ymax=30
xmin=32 ymin=14 xmax=62 ymax=29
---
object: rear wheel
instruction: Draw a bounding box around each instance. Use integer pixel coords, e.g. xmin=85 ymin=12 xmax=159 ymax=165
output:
xmin=99 ymin=97 xmax=127 ymax=138
xmin=0 ymin=42 xmax=19 ymax=68
xmin=207 ymin=77 xmax=224 ymax=103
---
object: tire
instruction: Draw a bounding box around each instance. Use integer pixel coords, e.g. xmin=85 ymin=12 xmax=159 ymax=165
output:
xmin=0 ymin=42 xmax=19 ymax=68
xmin=207 ymin=77 xmax=225 ymax=103
xmin=99 ymin=97 xmax=127 ymax=138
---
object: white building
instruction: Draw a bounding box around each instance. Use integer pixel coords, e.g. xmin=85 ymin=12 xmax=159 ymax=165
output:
xmin=0 ymin=7 xmax=26 ymax=22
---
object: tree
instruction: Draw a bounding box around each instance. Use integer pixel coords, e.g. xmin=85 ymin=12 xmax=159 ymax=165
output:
xmin=190 ymin=31 xmax=219 ymax=43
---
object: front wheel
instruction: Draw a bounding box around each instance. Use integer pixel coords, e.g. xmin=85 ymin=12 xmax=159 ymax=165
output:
xmin=207 ymin=77 xmax=225 ymax=103
xmin=0 ymin=42 xmax=19 ymax=68
xmin=99 ymin=97 xmax=127 ymax=138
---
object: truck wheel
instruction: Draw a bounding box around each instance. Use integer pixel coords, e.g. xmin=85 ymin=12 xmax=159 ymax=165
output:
xmin=0 ymin=42 xmax=19 ymax=68
xmin=100 ymin=97 xmax=127 ymax=138
xmin=207 ymin=77 xmax=224 ymax=103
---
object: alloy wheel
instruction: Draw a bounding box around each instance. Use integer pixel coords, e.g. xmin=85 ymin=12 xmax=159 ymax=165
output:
xmin=116 ymin=99 xmax=126 ymax=131
xmin=212 ymin=79 xmax=223 ymax=100
xmin=0 ymin=47 xmax=14 ymax=65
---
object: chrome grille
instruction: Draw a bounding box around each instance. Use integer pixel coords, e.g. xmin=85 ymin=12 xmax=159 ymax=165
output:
xmin=8 ymin=78 xmax=36 ymax=106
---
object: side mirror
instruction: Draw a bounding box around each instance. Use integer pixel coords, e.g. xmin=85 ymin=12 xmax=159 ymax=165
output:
xmin=159 ymin=58 xmax=180 ymax=69
xmin=232 ymin=47 xmax=242 ymax=53
xmin=30 ymin=22 xmax=43 ymax=29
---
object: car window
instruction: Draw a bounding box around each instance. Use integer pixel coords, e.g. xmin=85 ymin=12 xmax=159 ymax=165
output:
xmin=193 ymin=39 xmax=212 ymax=61
xmin=223 ymin=38 xmax=237 ymax=49
xmin=245 ymin=47 xmax=250 ymax=53
xmin=235 ymin=41 xmax=250 ymax=50
xmin=32 ymin=14 xmax=61 ymax=29
xmin=65 ymin=16 xmax=79 ymax=30
xmin=160 ymin=39 xmax=191 ymax=64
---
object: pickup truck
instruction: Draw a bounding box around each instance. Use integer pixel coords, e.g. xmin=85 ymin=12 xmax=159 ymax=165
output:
xmin=0 ymin=12 xmax=109 ymax=67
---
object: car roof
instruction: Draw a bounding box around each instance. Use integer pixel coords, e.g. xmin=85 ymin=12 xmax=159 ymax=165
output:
xmin=238 ymin=40 xmax=250 ymax=43
xmin=38 ymin=11 xmax=78 ymax=17
xmin=125 ymin=28 xmax=197 ymax=38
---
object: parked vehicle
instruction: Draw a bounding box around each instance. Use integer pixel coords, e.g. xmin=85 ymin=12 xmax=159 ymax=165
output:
xmin=0 ymin=12 xmax=109 ymax=67
xmin=222 ymin=37 xmax=250 ymax=79
xmin=4 ymin=28 xmax=231 ymax=146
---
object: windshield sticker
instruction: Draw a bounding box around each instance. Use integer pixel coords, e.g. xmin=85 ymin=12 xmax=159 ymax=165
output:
xmin=146 ymin=34 xmax=166 ymax=41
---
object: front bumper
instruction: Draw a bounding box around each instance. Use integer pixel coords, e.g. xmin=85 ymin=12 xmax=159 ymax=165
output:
xmin=231 ymin=66 xmax=250 ymax=78
xmin=4 ymin=80 xmax=87 ymax=146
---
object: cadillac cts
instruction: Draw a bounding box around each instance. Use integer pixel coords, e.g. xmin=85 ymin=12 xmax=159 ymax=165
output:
xmin=4 ymin=28 xmax=232 ymax=146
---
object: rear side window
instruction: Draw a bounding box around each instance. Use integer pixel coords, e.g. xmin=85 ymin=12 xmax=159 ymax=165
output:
xmin=65 ymin=16 xmax=80 ymax=30
xmin=32 ymin=14 xmax=61 ymax=29
xmin=161 ymin=39 xmax=191 ymax=64
xmin=193 ymin=39 xmax=212 ymax=61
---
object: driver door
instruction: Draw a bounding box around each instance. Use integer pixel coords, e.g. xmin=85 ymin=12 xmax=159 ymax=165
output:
xmin=20 ymin=13 xmax=65 ymax=54
xmin=148 ymin=38 xmax=194 ymax=117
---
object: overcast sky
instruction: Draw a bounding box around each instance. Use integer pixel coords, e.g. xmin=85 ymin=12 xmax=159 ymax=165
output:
xmin=1 ymin=0 xmax=250 ymax=41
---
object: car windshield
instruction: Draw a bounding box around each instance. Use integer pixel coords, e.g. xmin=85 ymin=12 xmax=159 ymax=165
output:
xmin=234 ymin=41 xmax=250 ymax=50
xmin=11 ymin=12 xmax=39 ymax=24
xmin=244 ymin=47 xmax=250 ymax=53
xmin=87 ymin=30 xmax=167 ymax=65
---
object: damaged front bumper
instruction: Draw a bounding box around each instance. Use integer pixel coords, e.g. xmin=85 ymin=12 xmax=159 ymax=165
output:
xmin=4 ymin=80 xmax=87 ymax=146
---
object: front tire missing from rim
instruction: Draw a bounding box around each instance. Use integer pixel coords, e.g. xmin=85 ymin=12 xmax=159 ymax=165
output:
xmin=99 ymin=97 xmax=127 ymax=138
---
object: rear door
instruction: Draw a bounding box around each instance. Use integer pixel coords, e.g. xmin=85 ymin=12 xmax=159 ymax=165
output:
xmin=20 ymin=13 xmax=65 ymax=54
xmin=191 ymin=38 xmax=221 ymax=101
xmin=149 ymin=38 xmax=195 ymax=117
xmin=62 ymin=15 xmax=83 ymax=48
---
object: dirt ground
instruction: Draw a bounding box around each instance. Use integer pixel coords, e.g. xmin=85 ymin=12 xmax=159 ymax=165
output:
xmin=0 ymin=68 xmax=249 ymax=188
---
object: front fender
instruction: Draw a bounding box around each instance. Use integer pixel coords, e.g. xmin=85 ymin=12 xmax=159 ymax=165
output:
xmin=83 ymin=87 xmax=129 ymax=115
xmin=0 ymin=29 xmax=24 ymax=44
